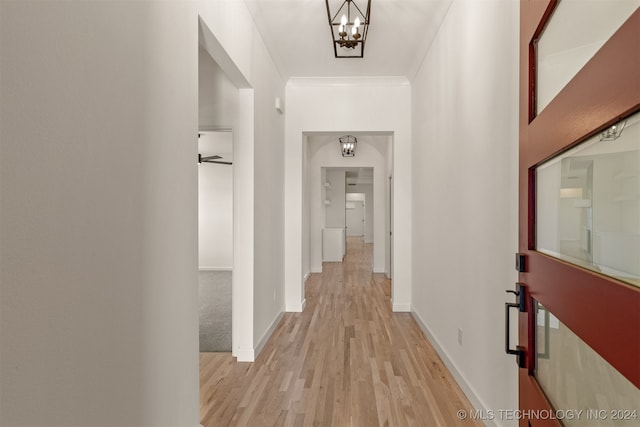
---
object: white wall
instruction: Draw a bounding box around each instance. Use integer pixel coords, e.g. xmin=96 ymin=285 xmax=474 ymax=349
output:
xmin=308 ymin=138 xmax=388 ymax=274
xmin=198 ymin=132 xmax=233 ymax=270
xmin=0 ymin=1 xmax=285 ymax=425
xmin=410 ymin=1 xmax=519 ymax=426
xmin=286 ymin=78 xmax=412 ymax=312
xmin=199 ymin=47 xmax=239 ymax=130
xmin=324 ymin=169 xmax=346 ymax=228
xmin=0 ymin=2 xmax=200 ymax=425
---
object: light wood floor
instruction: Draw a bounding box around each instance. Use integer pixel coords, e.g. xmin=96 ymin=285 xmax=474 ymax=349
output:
xmin=200 ymin=237 xmax=482 ymax=426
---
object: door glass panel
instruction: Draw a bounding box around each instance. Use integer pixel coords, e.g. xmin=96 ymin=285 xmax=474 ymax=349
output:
xmin=537 ymin=0 xmax=639 ymax=113
xmin=535 ymin=301 xmax=640 ymax=426
xmin=536 ymin=112 xmax=640 ymax=287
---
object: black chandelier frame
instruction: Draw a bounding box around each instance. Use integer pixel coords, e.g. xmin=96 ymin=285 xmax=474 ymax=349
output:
xmin=325 ymin=0 xmax=371 ymax=58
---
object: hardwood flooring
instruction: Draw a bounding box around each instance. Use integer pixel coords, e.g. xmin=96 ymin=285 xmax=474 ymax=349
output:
xmin=200 ymin=237 xmax=482 ymax=426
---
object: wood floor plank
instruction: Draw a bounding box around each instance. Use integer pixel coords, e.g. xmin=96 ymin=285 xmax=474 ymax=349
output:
xmin=200 ymin=237 xmax=482 ymax=426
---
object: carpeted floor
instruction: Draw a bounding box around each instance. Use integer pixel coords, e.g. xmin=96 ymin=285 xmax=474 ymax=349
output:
xmin=199 ymin=270 xmax=232 ymax=352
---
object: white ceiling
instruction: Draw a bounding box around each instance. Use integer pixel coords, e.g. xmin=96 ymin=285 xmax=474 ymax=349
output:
xmin=242 ymin=0 xmax=453 ymax=80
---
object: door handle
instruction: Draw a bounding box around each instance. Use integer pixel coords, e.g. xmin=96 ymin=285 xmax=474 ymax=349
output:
xmin=505 ymin=283 xmax=526 ymax=368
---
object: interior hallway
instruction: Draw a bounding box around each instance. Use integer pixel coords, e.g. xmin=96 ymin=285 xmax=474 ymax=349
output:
xmin=199 ymin=237 xmax=482 ymax=426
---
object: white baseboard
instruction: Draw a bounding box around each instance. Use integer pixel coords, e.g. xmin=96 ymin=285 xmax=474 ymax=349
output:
xmin=392 ymin=303 xmax=411 ymax=312
xmin=303 ymin=272 xmax=311 ymax=282
xmin=311 ymin=266 xmax=322 ymax=273
xmin=199 ymin=266 xmax=232 ymax=272
xmin=411 ymin=309 xmax=498 ymax=427
xmin=373 ymin=267 xmax=386 ymax=274
xmin=286 ymin=298 xmax=306 ymax=313
xmin=234 ymin=346 xmax=255 ymax=362
xmin=254 ymin=310 xmax=285 ymax=359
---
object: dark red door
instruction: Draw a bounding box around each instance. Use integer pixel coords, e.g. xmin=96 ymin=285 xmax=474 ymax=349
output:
xmin=517 ymin=3 xmax=640 ymax=427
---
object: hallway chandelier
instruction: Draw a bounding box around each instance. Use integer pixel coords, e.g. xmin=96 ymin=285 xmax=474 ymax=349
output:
xmin=325 ymin=0 xmax=371 ymax=58
xmin=339 ymin=135 xmax=357 ymax=157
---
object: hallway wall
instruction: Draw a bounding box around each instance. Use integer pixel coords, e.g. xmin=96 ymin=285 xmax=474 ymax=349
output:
xmin=0 ymin=0 xmax=284 ymax=425
xmin=410 ymin=1 xmax=519 ymax=426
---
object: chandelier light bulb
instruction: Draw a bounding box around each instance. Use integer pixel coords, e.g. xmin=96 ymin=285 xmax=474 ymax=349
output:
xmin=326 ymin=0 xmax=371 ymax=58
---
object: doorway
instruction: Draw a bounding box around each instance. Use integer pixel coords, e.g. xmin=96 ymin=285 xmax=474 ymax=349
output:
xmin=346 ymin=195 xmax=365 ymax=237
xmin=198 ymin=130 xmax=233 ymax=352
xmin=197 ymin=44 xmax=237 ymax=353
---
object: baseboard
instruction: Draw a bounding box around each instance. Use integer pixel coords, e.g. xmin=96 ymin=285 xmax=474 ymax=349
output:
xmin=234 ymin=346 xmax=255 ymax=362
xmin=254 ymin=310 xmax=285 ymax=359
xmin=373 ymin=267 xmax=386 ymax=274
xmin=311 ymin=266 xmax=322 ymax=273
xmin=411 ymin=309 xmax=498 ymax=427
xmin=303 ymin=272 xmax=311 ymax=282
xmin=392 ymin=303 xmax=411 ymax=312
xmin=199 ymin=266 xmax=232 ymax=272
xmin=286 ymin=298 xmax=306 ymax=312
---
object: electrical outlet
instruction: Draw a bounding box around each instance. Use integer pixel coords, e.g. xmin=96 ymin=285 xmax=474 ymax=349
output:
xmin=458 ymin=328 xmax=463 ymax=346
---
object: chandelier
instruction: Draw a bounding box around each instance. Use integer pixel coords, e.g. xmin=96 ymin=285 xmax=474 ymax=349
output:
xmin=325 ymin=0 xmax=371 ymax=58
xmin=339 ymin=135 xmax=357 ymax=157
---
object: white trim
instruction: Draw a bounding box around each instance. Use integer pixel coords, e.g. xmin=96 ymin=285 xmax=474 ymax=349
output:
xmin=303 ymin=272 xmax=311 ymax=282
xmin=373 ymin=268 xmax=386 ymax=274
xmin=235 ymin=346 xmax=255 ymax=362
xmin=198 ymin=266 xmax=232 ymax=272
xmin=287 ymin=76 xmax=410 ymax=87
xmin=392 ymin=303 xmax=411 ymax=312
xmin=286 ymin=298 xmax=306 ymax=313
xmin=411 ymin=309 xmax=499 ymax=427
xmin=254 ymin=310 xmax=285 ymax=359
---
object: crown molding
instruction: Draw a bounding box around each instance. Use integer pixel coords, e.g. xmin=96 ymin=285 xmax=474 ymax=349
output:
xmin=286 ymin=76 xmax=410 ymax=87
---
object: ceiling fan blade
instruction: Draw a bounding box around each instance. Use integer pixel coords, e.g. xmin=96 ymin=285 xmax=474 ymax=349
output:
xmin=198 ymin=153 xmax=232 ymax=165
xmin=203 ymin=160 xmax=233 ymax=165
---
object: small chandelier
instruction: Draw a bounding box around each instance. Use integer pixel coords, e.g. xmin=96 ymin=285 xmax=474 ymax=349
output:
xmin=600 ymin=120 xmax=626 ymax=141
xmin=339 ymin=135 xmax=357 ymax=157
xmin=325 ymin=0 xmax=371 ymax=58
